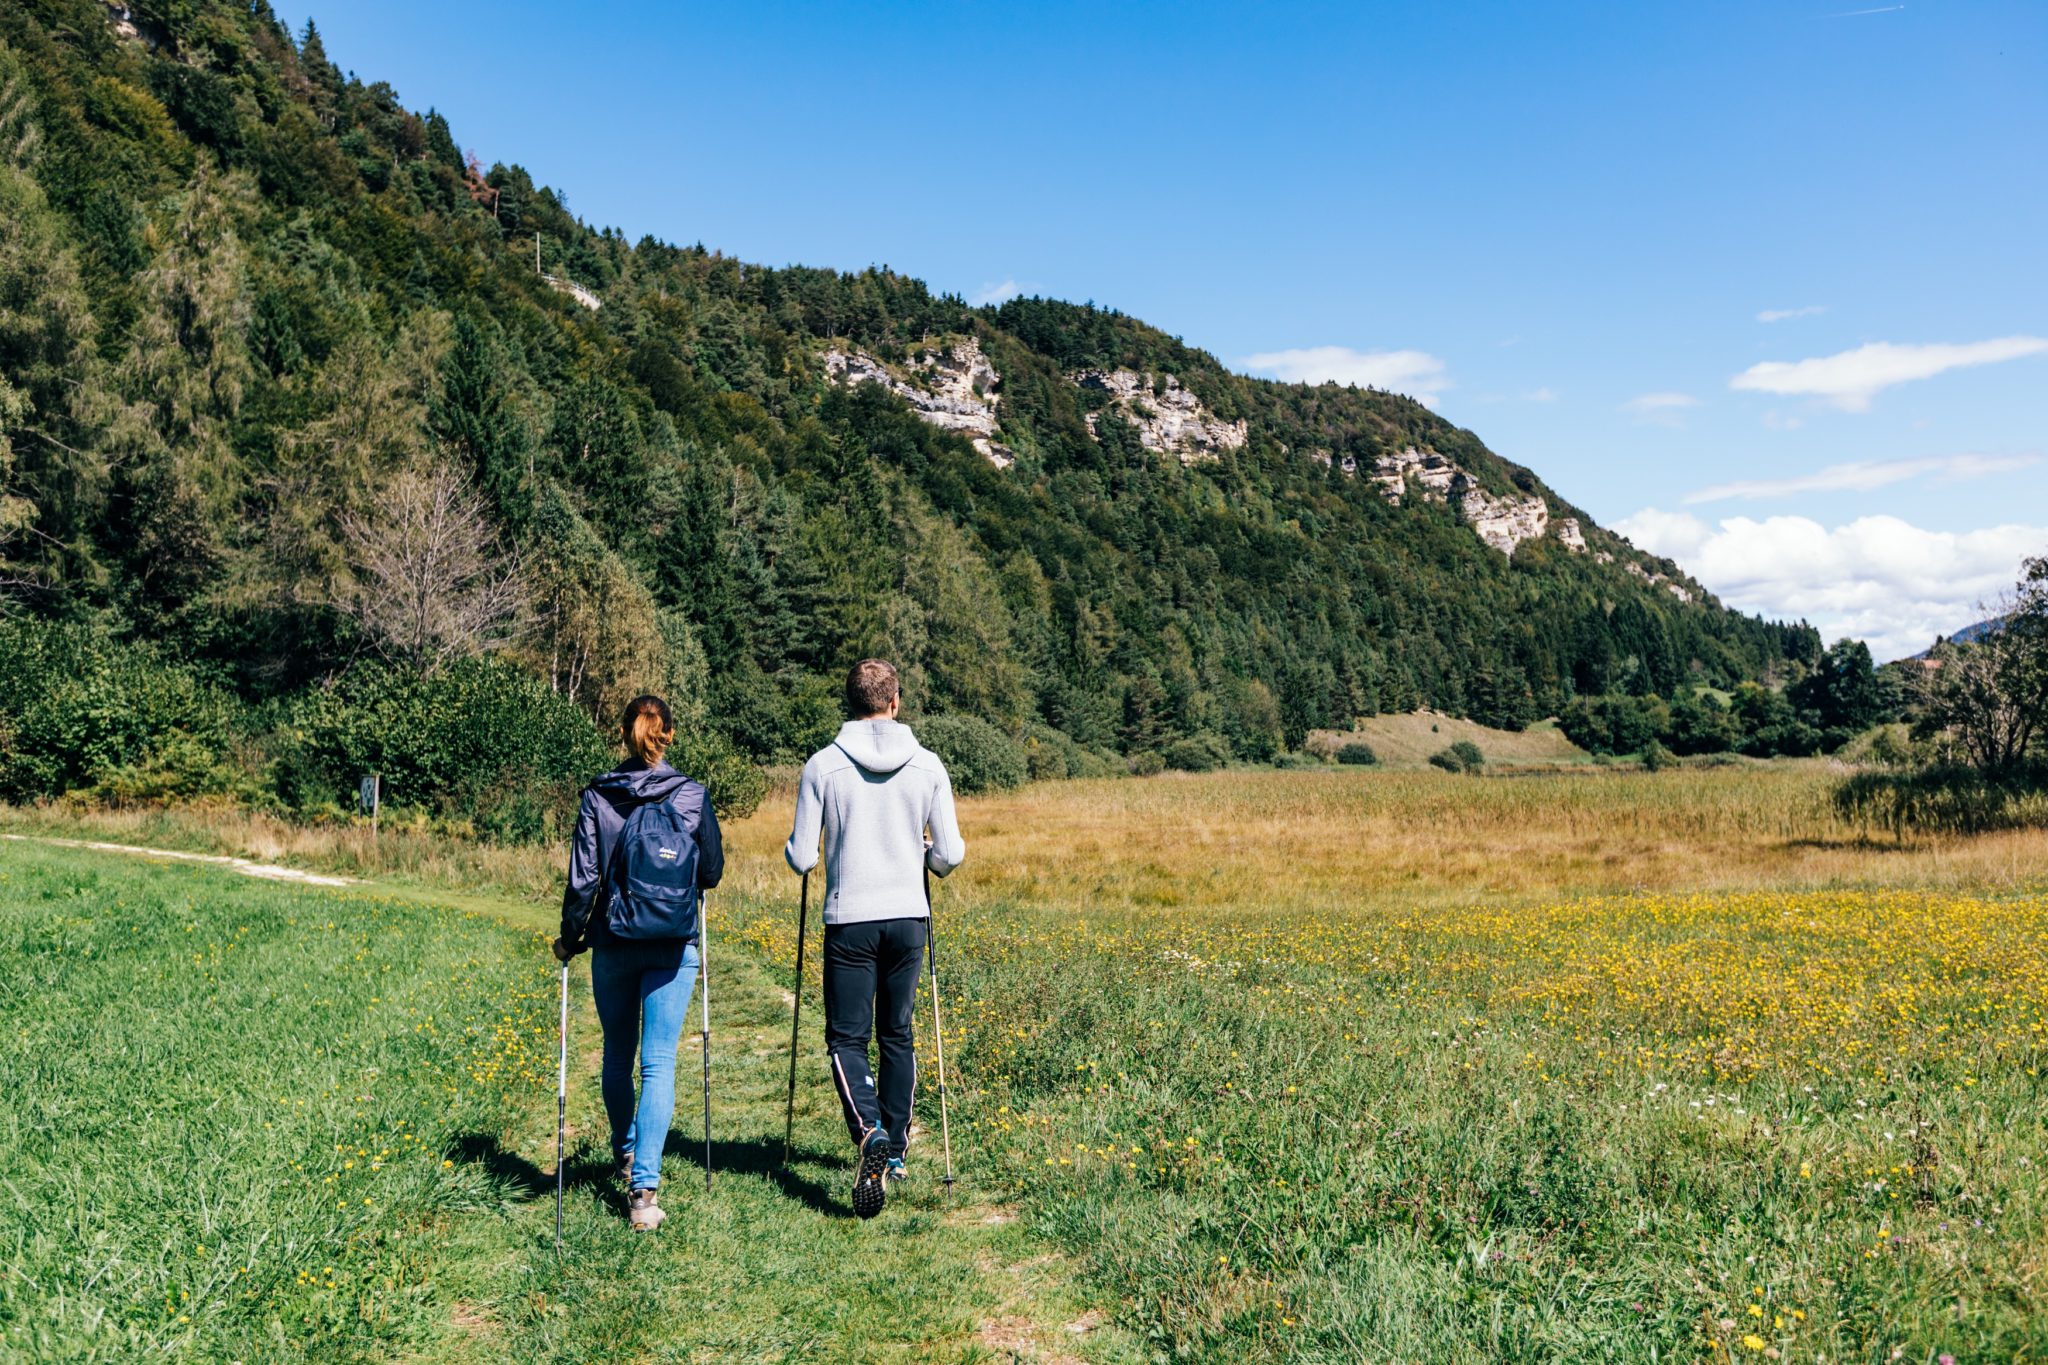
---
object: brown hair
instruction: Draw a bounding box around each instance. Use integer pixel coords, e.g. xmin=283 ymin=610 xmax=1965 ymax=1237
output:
xmin=621 ymin=694 xmax=675 ymax=764
xmin=844 ymin=658 xmax=900 ymax=719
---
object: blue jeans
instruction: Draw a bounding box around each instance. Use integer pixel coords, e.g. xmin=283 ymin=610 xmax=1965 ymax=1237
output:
xmin=590 ymin=941 xmax=701 ymax=1191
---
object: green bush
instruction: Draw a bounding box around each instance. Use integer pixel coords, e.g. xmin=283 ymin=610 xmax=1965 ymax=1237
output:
xmin=1640 ymin=739 xmax=1676 ymax=772
xmin=1162 ymin=731 xmax=1232 ymax=773
xmin=1336 ymin=741 xmax=1377 ymax=766
xmin=669 ymin=726 xmax=768 ymax=821
xmin=282 ymin=658 xmax=612 ymax=840
xmin=0 ymin=619 xmax=249 ymax=803
xmin=916 ymin=713 xmax=1027 ymax=794
xmin=1128 ymin=750 xmax=1166 ymax=777
xmin=1429 ymin=741 xmax=1485 ymax=774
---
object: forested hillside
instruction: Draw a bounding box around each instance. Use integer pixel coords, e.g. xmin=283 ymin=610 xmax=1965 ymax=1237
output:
xmin=0 ymin=0 xmax=1818 ymax=822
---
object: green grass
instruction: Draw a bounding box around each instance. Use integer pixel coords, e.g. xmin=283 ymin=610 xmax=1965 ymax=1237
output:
xmin=9 ymin=761 xmax=2048 ymax=1363
xmin=0 ymin=842 xmax=1128 ymax=1363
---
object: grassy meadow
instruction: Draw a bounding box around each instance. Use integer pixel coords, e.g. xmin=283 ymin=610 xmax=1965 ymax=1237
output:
xmin=3 ymin=761 xmax=2045 ymax=1361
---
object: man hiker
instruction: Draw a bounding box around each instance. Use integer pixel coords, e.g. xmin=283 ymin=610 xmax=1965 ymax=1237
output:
xmin=785 ymin=658 xmax=966 ymax=1218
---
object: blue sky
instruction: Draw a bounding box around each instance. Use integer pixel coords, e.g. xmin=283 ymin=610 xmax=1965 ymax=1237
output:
xmin=279 ymin=0 xmax=2047 ymax=658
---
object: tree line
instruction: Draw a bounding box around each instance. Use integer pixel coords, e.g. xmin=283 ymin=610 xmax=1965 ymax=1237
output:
xmin=1 ymin=0 xmax=1824 ymax=832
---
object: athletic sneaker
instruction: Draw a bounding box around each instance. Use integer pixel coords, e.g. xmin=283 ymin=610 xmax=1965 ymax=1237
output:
xmin=885 ymin=1157 xmax=909 ymax=1183
xmin=628 ymin=1187 xmax=665 ymax=1232
xmin=851 ymin=1128 xmax=891 ymax=1219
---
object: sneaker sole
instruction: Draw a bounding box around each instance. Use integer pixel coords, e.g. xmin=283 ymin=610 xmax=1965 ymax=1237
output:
xmin=851 ymin=1135 xmax=890 ymax=1220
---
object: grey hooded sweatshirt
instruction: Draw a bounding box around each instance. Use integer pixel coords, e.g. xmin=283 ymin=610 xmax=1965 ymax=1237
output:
xmin=784 ymin=719 xmax=965 ymax=925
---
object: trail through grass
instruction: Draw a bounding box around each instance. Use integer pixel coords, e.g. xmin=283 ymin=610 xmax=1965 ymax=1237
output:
xmin=0 ymin=839 xmax=1130 ymax=1363
xmin=8 ymin=766 xmax=2048 ymax=1362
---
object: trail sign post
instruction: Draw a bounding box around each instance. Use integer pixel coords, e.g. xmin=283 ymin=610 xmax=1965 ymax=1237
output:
xmin=358 ymin=774 xmax=381 ymax=843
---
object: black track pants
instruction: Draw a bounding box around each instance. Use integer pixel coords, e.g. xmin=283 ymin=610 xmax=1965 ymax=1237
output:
xmin=822 ymin=916 xmax=927 ymax=1158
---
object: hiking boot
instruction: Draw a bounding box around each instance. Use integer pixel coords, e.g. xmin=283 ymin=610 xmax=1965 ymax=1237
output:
xmin=885 ymin=1156 xmax=910 ymax=1184
xmin=614 ymin=1149 xmax=634 ymax=1187
xmin=628 ymin=1187 xmax=664 ymax=1232
xmin=851 ymin=1128 xmax=891 ymax=1220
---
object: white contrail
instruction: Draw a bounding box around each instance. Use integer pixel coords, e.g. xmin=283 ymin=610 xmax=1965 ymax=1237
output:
xmin=1825 ymin=3 xmax=1904 ymax=15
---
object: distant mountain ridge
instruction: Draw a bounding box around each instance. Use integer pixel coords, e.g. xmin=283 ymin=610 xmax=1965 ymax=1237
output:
xmin=1912 ymin=617 xmax=2007 ymax=659
xmin=0 ymin=0 xmax=1820 ymax=764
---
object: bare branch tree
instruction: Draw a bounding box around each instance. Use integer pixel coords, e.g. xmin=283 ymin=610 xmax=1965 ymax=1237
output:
xmin=1913 ymin=556 xmax=2048 ymax=773
xmin=341 ymin=462 xmax=525 ymax=673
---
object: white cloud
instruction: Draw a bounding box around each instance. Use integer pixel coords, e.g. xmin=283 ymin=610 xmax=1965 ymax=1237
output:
xmin=969 ymin=278 xmax=1026 ymax=307
xmin=1613 ymin=508 xmax=2048 ymax=661
xmin=1684 ymin=452 xmax=2040 ymax=504
xmin=1623 ymin=391 xmax=1699 ymax=412
xmin=1730 ymin=336 xmax=2048 ymax=411
xmin=1240 ymin=346 xmax=1450 ymax=406
xmin=1523 ymin=386 xmax=1558 ymax=403
xmin=1757 ymin=304 xmax=1827 ymax=323
xmin=1621 ymin=391 xmax=1699 ymax=426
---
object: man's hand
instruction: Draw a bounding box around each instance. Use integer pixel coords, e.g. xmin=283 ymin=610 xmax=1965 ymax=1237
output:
xmin=551 ymin=936 xmax=577 ymax=963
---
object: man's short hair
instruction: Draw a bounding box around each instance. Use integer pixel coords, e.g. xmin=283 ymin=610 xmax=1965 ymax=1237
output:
xmin=845 ymin=658 xmax=900 ymax=718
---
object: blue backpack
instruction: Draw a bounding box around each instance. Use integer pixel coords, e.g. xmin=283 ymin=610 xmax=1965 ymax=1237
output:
xmin=603 ymin=793 xmax=702 ymax=942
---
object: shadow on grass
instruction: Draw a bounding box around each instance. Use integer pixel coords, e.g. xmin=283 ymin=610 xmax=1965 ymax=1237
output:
xmin=448 ymin=1131 xmax=852 ymax=1217
xmin=664 ymin=1132 xmax=853 ymax=1218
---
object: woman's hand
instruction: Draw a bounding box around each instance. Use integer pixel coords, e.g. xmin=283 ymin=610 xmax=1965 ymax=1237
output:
xmin=552 ymin=936 xmax=577 ymax=963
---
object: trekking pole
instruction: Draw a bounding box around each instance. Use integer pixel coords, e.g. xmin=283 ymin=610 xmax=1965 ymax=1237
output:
xmin=699 ymin=890 xmax=713 ymax=1192
xmin=923 ymin=868 xmax=957 ymax=1188
xmin=782 ymin=871 xmax=810 ymax=1165
xmin=554 ymin=958 xmax=569 ymax=1255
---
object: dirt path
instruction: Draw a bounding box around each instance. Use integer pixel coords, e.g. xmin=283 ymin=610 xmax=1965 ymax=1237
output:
xmin=1 ymin=829 xmax=1130 ymax=1363
xmin=0 ymin=831 xmax=356 ymax=884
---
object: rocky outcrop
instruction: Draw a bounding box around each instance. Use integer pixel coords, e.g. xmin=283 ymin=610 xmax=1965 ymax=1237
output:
xmin=1369 ymin=446 xmax=1554 ymax=556
xmin=1557 ymin=518 xmax=1588 ymax=554
xmin=1075 ymin=369 xmax=1247 ymax=465
xmin=1369 ymin=446 xmax=1463 ymax=504
xmin=1460 ymin=485 xmax=1550 ymax=556
xmin=821 ymin=337 xmax=1014 ymax=467
xmin=1625 ymin=560 xmax=1695 ymax=601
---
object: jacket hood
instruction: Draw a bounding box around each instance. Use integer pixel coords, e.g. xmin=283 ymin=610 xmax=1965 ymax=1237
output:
xmin=833 ymin=719 xmax=920 ymax=775
xmin=590 ymin=760 xmax=691 ymax=802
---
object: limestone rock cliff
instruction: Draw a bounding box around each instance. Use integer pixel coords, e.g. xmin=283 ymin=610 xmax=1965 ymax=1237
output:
xmin=821 ymin=338 xmax=1014 ymax=466
xmin=1075 ymin=369 xmax=1248 ymax=465
xmin=1368 ymin=446 xmax=1556 ymax=556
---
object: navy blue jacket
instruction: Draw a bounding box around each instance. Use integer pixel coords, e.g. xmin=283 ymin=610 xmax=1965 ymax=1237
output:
xmin=559 ymin=760 xmax=723 ymax=956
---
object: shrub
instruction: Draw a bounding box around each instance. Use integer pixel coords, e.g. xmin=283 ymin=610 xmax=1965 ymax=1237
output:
xmin=1020 ymin=722 xmax=1122 ymax=782
xmin=669 ymin=727 xmax=768 ymax=821
xmin=1162 ymin=731 xmax=1232 ymax=773
xmin=1429 ymin=741 xmax=1485 ymax=774
xmin=0 ymin=618 xmax=249 ymax=803
xmin=1128 ymin=750 xmax=1165 ymax=777
xmin=1336 ymin=741 xmax=1377 ymax=766
xmin=1640 ymin=739 xmax=1675 ymax=772
xmin=916 ymin=713 xmax=1027 ymax=794
xmin=283 ymin=657 xmax=612 ymax=840
xmin=1021 ymin=723 xmax=1071 ymax=781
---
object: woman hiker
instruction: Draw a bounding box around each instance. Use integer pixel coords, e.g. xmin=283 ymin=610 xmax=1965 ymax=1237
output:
xmin=554 ymin=694 xmax=724 ymax=1231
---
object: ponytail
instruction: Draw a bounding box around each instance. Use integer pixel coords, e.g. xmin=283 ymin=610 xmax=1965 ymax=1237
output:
xmin=621 ymin=694 xmax=674 ymax=765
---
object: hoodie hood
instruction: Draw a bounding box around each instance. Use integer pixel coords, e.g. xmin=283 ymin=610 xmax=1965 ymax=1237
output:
xmin=590 ymin=760 xmax=691 ymax=802
xmin=833 ymin=719 xmax=920 ymax=775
